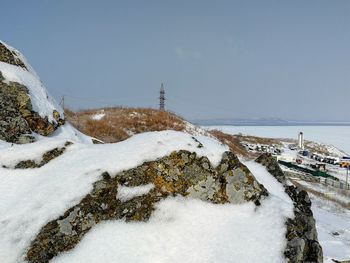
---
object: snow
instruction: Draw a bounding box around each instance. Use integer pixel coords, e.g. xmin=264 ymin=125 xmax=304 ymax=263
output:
xmin=184 ymin=121 xmax=210 ymax=136
xmin=305 ymin=141 xmax=345 ymax=158
xmin=310 ymin=195 xmax=350 ymax=262
xmin=49 ymin=122 xmax=95 ymax=144
xmin=0 ymin=41 xmax=63 ymax=122
xmin=293 ymin=179 xmax=350 ymax=204
xmin=53 ymin=196 xmax=290 ymax=263
xmin=2 ymin=39 xmax=345 ymax=263
xmin=244 ymin=161 xmax=293 ymax=208
xmin=0 ymin=41 xmax=39 ymax=78
xmin=117 ymin=184 xmax=154 ymax=202
xmin=0 ymin=130 xmax=228 ymax=263
xmin=0 ymin=124 xmax=94 ymax=168
xmin=0 ymin=128 xmax=297 ymax=263
xmin=0 ymin=139 xmax=68 ymax=167
xmin=286 ymin=176 xmax=350 ymax=261
xmin=204 ymin=125 xmax=350 ymax=262
xmin=91 ymin=113 xmax=105 ymax=120
xmin=129 ymin=111 xmax=144 ymax=117
xmin=51 ymin=161 xmax=293 ymax=263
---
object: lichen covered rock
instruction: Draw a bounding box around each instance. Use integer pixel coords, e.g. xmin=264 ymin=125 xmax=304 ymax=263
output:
xmin=26 ymin=150 xmax=267 ymax=263
xmin=0 ymin=42 xmax=64 ymax=144
xmin=256 ymin=153 xmax=323 ymax=263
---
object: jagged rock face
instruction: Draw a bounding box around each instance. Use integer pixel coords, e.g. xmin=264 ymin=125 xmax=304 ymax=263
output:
xmin=0 ymin=42 xmax=27 ymax=69
xmin=26 ymin=150 xmax=268 ymax=263
xmin=255 ymin=153 xmax=323 ymax=263
xmin=0 ymin=45 xmax=64 ymax=144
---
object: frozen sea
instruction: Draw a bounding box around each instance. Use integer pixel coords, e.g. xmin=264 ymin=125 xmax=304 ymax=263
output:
xmin=204 ymin=126 xmax=350 ymax=155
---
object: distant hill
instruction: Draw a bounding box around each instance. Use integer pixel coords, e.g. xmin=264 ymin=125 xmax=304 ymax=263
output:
xmin=65 ymin=107 xmax=207 ymax=142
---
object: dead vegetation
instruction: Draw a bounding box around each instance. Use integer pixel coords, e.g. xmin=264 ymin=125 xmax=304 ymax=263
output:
xmin=65 ymin=107 xmax=186 ymax=143
xmin=209 ymin=130 xmax=251 ymax=158
xmin=65 ymin=107 xmax=254 ymax=157
xmin=236 ymin=134 xmax=283 ymax=146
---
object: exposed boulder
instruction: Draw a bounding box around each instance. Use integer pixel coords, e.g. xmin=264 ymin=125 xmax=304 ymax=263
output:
xmin=0 ymin=41 xmax=64 ymax=144
xmin=26 ymin=150 xmax=268 ymax=263
xmin=256 ymin=153 xmax=323 ymax=263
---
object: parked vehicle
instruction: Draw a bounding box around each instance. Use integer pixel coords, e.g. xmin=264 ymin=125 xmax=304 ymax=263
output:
xmin=302 ymin=150 xmax=309 ymax=157
xmin=289 ymin=145 xmax=297 ymax=151
xmin=340 ymin=162 xmax=349 ymax=168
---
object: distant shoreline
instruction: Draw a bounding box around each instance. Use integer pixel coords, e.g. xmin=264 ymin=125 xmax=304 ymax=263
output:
xmin=194 ymin=121 xmax=350 ymax=127
xmin=198 ymin=125 xmax=350 ymax=155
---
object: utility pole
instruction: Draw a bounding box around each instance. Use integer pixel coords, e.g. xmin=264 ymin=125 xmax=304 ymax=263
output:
xmin=159 ymin=83 xmax=165 ymax=111
xmin=59 ymin=95 xmax=65 ymax=109
xmin=341 ymin=156 xmax=350 ymax=190
xmin=346 ymin=164 xmax=349 ymax=190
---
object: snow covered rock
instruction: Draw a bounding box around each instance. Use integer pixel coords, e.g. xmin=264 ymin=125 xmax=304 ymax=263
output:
xmin=26 ymin=150 xmax=268 ymax=262
xmin=0 ymin=41 xmax=64 ymax=144
xmin=0 ymin=42 xmax=27 ymax=69
xmin=3 ymin=141 xmax=72 ymax=169
xmin=256 ymin=153 xmax=323 ymax=263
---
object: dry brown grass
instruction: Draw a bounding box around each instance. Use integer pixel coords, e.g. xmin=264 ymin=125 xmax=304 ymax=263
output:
xmin=236 ymin=134 xmax=283 ymax=146
xmin=209 ymin=130 xmax=250 ymax=158
xmin=65 ymin=107 xmax=252 ymax=157
xmin=65 ymin=107 xmax=186 ymax=143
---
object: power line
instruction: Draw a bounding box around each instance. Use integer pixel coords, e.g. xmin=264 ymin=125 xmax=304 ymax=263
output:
xmin=58 ymin=95 xmax=65 ymax=109
xmin=166 ymin=97 xmax=235 ymax=113
xmin=48 ymin=88 xmax=135 ymax=105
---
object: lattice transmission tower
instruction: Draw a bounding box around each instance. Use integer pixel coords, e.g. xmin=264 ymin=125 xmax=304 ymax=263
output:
xmin=159 ymin=83 xmax=165 ymax=111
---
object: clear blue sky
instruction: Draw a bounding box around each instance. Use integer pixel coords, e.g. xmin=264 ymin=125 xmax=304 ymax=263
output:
xmin=2 ymin=0 xmax=350 ymax=121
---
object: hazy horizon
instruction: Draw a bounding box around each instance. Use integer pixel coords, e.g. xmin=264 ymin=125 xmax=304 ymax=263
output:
xmin=2 ymin=0 xmax=350 ymax=121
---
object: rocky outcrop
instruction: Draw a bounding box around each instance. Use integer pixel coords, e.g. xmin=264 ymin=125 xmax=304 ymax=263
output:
xmin=0 ymin=43 xmax=64 ymax=144
xmin=256 ymin=153 xmax=323 ymax=263
xmin=26 ymin=150 xmax=268 ymax=263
